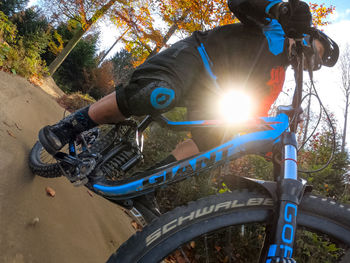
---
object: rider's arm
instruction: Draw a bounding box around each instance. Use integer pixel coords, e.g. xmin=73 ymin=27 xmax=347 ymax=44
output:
xmin=227 ymin=0 xmax=283 ymax=25
xmin=228 ymin=0 xmax=312 ymax=38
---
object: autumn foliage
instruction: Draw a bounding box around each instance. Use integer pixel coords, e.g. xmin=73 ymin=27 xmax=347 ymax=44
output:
xmin=111 ymin=0 xmax=237 ymax=66
xmin=109 ymin=1 xmax=335 ymax=66
xmin=309 ymin=3 xmax=335 ymax=27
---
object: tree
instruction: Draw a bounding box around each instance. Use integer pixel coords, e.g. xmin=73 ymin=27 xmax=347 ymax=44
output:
xmin=340 ymin=44 xmax=350 ymax=153
xmin=52 ymin=25 xmax=99 ymax=94
xmin=111 ymin=49 xmax=134 ymax=84
xmin=112 ymin=0 xmax=233 ymax=66
xmin=90 ymin=60 xmax=115 ymax=97
xmin=0 ymin=10 xmax=49 ymax=77
xmin=10 ymin=7 xmax=51 ymax=54
xmin=111 ymin=1 xmax=334 ymax=66
xmin=40 ymin=0 xmax=127 ymax=75
xmin=0 ymin=0 xmax=29 ymax=16
xmin=309 ymin=3 xmax=335 ymax=27
xmin=298 ymin=111 xmax=349 ymax=199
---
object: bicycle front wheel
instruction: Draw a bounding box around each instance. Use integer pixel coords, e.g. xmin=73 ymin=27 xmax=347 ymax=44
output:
xmin=109 ymin=190 xmax=350 ymax=263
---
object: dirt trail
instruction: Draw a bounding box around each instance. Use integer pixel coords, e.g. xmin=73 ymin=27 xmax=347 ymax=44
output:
xmin=0 ymin=71 xmax=134 ymax=263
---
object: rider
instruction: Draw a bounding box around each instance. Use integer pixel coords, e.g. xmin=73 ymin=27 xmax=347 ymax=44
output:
xmin=39 ymin=0 xmax=339 ymax=166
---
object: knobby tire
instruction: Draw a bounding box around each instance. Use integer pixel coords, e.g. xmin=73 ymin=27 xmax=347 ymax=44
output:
xmin=109 ymin=190 xmax=350 ymax=263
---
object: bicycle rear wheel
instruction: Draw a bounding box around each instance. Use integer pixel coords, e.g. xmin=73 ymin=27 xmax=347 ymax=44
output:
xmin=28 ymin=126 xmax=115 ymax=178
xmin=109 ymin=190 xmax=350 ymax=263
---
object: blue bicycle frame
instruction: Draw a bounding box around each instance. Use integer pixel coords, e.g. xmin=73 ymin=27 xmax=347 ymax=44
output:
xmin=91 ymin=112 xmax=289 ymax=198
xmin=87 ymin=0 xmax=308 ymax=256
xmin=87 ymin=104 xmax=305 ymax=262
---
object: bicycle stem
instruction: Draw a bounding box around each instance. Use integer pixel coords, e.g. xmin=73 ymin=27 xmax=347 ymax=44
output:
xmin=291 ymin=40 xmax=304 ymax=132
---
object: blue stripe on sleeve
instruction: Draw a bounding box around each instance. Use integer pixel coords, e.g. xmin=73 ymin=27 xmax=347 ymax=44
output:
xmin=197 ymin=46 xmax=217 ymax=81
xmin=262 ymin=19 xmax=286 ymax=55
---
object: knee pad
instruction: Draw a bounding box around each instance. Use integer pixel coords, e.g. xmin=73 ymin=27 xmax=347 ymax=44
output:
xmin=116 ymin=80 xmax=178 ymax=117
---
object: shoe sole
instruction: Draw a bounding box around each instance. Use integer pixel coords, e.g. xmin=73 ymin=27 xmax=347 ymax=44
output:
xmin=38 ymin=127 xmax=60 ymax=156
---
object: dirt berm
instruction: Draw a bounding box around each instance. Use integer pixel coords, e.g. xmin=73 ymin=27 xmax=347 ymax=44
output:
xmin=0 ymin=71 xmax=134 ymax=263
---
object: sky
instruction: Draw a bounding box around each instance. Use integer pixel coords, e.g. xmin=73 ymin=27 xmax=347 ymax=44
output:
xmin=301 ymin=1 xmax=350 ymax=137
xmin=276 ymin=1 xmax=350 ymax=148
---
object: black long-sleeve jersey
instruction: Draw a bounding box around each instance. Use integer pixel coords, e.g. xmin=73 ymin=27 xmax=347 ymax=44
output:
xmin=122 ymin=0 xmax=289 ymax=117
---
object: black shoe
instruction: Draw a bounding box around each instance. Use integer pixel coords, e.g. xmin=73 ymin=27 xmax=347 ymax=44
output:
xmin=38 ymin=106 xmax=97 ymax=155
xmin=39 ymin=126 xmax=68 ymax=155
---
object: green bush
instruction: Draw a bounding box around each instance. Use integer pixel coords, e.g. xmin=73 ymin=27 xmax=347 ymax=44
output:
xmin=0 ymin=11 xmax=47 ymax=78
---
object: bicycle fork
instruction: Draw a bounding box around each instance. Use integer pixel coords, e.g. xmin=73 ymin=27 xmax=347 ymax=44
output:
xmin=260 ymin=132 xmax=307 ymax=263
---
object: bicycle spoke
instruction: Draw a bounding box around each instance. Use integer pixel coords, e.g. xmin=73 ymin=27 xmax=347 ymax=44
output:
xmin=179 ymin=247 xmax=191 ymax=263
xmin=227 ymin=226 xmax=233 ymax=263
xmin=40 ymin=151 xmax=54 ymax=163
xmin=204 ymin=234 xmax=209 ymax=263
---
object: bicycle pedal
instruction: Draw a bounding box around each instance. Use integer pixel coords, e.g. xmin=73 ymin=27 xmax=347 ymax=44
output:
xmin=71 ymin=177 xmax=89 ymax=187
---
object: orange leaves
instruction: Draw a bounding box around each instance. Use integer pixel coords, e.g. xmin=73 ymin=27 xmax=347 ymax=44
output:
xmin=309 ymin=2 xmax=335 ymax=27
xmin=112 ymin=0 xmax=334 ymax=65
xmin=158 ymin=0 xmax=233 ymax=33
xmin=112 ymin=0 xmax=165 ymax=63
xmin=113 ymin=0 xmax=236 ymax=65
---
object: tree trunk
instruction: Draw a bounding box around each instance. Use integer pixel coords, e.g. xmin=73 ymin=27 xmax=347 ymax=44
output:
xmin=342 ymin=93 xmax=349 ymax=152
xmin=148 ymin=23 xmax=179 ymax=58
xmin=148 ymin=10 xmax=190 ymax=58
xmin=48 ymin=27 xmax=87 ymax=76
xmin=48 ymin=0 xmax=120 ymax=75
xmin=340 ymin=45 xmax=350 ymax=152
xmin=98 ymin=27 xmax=129 ymax=66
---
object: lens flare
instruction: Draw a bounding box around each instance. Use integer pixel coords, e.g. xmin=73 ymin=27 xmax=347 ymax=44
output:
xmin=219 ymin=90 xmax=252 ymax=123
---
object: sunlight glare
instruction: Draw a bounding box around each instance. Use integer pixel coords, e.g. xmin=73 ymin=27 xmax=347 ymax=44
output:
xmin=219 ymin=90 xmax=252 ymax=123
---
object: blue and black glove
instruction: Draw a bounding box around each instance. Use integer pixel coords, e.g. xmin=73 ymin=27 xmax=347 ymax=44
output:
xmin=228 ymin=0 xmax=312 ymax=38
xmin=274 ymin=1 xmax=312 ymax=38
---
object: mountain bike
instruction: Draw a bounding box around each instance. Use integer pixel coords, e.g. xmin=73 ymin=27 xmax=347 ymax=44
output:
xmin=29 ymin=64 xmax=350 ymax=262
xmin=105 ymin=55 xmax=350 ymax=261
xmin=29 ymin=3 xmax=350 ymax=263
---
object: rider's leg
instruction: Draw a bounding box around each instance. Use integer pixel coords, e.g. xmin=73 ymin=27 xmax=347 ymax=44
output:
xmin=39 ymin=78 xmax=180 ymax=155
xmin=39 ymin=91 xmax=125 ymax=155
xmin=143 ymin=139 xmax=200 ymax=171
xmin=89 ymin=91 xmax=126 ymax=124
xmin=172 ymin=139 xmax=200 ymax=160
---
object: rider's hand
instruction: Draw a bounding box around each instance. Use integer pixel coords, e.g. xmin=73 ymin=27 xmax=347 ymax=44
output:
xmin=277 ymin=1 xmax=312 ymax=38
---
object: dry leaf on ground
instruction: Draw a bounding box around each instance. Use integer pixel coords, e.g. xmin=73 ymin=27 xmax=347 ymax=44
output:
xmin=15 ymin=123 xmax=22 ymax=131
xmin=45 ymin=187 xmax=55 ymax=197
xmin=29 ymin=217 xmax=40 ymax=226
xmin=131 ymin=221 xmax=143 ymax=231
xmin=7 ymin=130 xmax=16 ymax=138
xmin=3 ymin=121 xmax=11 ymax=127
